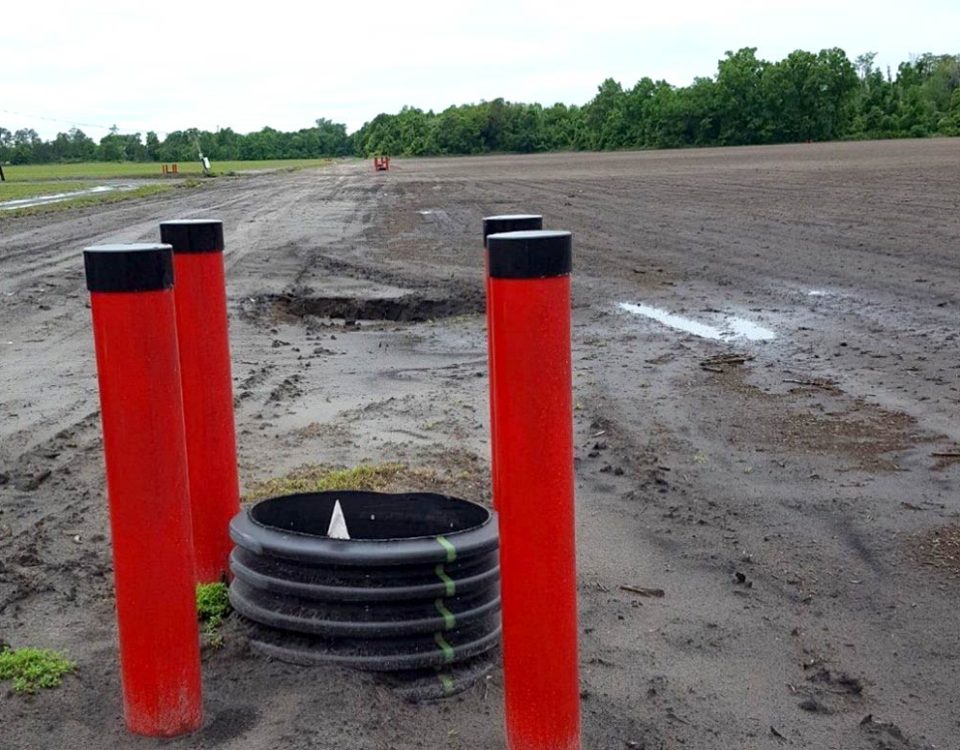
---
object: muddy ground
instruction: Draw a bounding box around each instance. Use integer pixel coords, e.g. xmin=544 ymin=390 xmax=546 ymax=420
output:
xmin=1 ymin=139 xmax=958 ymax=749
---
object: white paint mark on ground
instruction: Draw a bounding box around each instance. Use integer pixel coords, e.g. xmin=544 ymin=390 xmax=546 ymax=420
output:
xmin=0 ymin=185 xmax=133 ymax=211
xmin=807 ymin=290 xmax=829 ymax=297
xmin=619 ymin=302 xmax=776 ymax=342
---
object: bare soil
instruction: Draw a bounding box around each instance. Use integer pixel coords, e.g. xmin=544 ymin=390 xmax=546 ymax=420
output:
xmin=1 ymin=139 xmax=958 ymax=749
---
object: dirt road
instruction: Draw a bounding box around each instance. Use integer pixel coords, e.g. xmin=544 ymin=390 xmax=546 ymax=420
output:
xmin=1 ymin=140 xmax=958 ymax=749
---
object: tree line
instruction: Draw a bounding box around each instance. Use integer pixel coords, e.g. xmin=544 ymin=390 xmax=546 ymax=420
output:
xmin=353 ymin=49 xmax=960 ymax=155
xmin=0 ymin=119 xmax=352 ymax=165
xmin=3 ymin=48 xmax=958 ymax=166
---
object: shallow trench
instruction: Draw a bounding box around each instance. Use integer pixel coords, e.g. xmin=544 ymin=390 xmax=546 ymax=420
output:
xmin=242 ymin=290 xmax=484 ymax=324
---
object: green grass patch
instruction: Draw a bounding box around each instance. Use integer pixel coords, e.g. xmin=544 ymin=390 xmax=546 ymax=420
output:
xmin=0 ymin=180 xmax=98 ymax=201
xmin=0 ymin=646 xmax=75 ymax=694
xmin=2 ymin=158 xmax=331 ymax=182
xmin=243 ymin=462 xmax=447 ymax=502
xmin=1 ymin=182 xmax=194 ymax=219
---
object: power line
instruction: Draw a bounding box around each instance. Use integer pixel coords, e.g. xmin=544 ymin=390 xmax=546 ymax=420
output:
xmin=0 ymin=108 xmax=117 ymax=133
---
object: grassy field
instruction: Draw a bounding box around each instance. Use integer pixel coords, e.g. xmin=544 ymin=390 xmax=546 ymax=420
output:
xmin=0 ymin=181 xmax=99 ymax=200
xmin=1 ymin=158 xmax=331 ymax=181
xmin=0 ymin=183 xmax=197 ymax=218
xmin=0 ymin=157 xmax=331 ymax=217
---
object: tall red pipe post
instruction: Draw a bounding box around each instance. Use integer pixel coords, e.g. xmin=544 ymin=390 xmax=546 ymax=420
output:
xmin=83 ymin=244 xmax=203 ymax=737
xmin=159 ymin=220 xmax=239 ymax=583
xmin=485 ymin=230 xmax=580 ymax=750
xmin=481 ymin=215 xmax=542 ymax=507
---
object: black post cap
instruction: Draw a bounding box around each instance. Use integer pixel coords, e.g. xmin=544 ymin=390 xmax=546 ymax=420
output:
xmin=159 ymin=219 xmax=224 ymax=253
xmin=84 ymin=244 xmax=174 ymax=293
xmin=482 ymin=214 xmax=542 ymax=242
xmin=486 ymin=230 xmax=572 ymax=279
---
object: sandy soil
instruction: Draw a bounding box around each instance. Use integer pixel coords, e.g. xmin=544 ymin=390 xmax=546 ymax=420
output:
xmin=1 ymin=139 xmax=958 ymax=750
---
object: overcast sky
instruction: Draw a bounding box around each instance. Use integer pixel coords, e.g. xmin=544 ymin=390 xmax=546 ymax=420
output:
xmin=4 ymin=0 xmax=959 ymax=140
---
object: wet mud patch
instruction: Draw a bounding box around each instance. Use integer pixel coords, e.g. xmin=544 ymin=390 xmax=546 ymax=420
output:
xmin=858 ymin=715 xmax=928 ymax=750
xmin=700 ymin=367 xmax=923 ymax=471
xmin=906 ymin=522 xmax=960 ymax=578
xmin=267 ymin=374 xmax=303 ymax=403
xmin=241 ymin=290 xmax=483 ymax=325
xmin=793 ymin=666 xmax=867 ymax=716
xmin=201 ymin=705 xmax=261 ymax=744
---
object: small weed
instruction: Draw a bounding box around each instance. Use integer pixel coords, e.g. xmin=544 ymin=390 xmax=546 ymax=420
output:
xmin=197 ymin=582 xmax=231 ymax=628
xmin=0 ymin=646 xmax=75 ymax=694
xmin=197 ymin=582 xmax=232 ymax=648
xmin=443 ymin=313 xmax=481 ymax=326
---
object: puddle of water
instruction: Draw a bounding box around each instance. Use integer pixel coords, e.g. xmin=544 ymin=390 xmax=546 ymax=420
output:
xmin=0 ymin=185 xmax=129 ymax=211
xmin=619 ymin=302 xmax=776 ymax=342
xmin=418 ymin=208 xmax=451 ymax=221
xmin=721 ymin=317 xmax=777 ymax=341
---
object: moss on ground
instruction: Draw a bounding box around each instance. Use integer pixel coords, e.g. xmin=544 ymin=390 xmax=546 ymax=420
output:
xmin=243 ymin=462 xmax=445 ymax=502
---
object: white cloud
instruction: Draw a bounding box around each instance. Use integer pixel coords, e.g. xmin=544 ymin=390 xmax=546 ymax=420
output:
xmin=2 ymin=0 xmax=958 ymax=139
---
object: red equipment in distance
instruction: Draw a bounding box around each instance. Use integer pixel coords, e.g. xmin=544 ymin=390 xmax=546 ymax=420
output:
xmin=373 ymin=156 xmax=390 ymax=171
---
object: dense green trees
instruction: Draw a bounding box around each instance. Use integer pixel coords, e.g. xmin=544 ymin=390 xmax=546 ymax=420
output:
xmin=2 ymin=48 xmax=958 ymax=166
xmin=0 ymin=119 xmax=352 ymax=165
xmin=0 ymin=126 xmax=98 ymax=164
xmin=350 ymin=48 xmax=957 ymax=156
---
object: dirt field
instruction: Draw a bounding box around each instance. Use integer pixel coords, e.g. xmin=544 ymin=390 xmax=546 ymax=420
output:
xmin=1 ymin=139 xmax=958 ymax=750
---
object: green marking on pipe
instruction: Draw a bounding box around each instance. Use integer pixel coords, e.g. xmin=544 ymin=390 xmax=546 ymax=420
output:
xmin=436 ymin=535 xmax=457 ymax=563
xmin=437 ymin=672 xmax=456 ymax=695
xmin=435 ymin=599 xmax=456 ymax=630
xmin=434 ymin=632 xmax=455 ymax=663
xmin=434 ymin=564 xmax=456 ymax=597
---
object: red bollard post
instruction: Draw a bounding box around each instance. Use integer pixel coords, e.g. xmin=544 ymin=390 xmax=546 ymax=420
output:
xmin=83 ymin=244 xmax=203 ymax=737
xmin=481 ymin=215 xmax=542 ymax=508
xmin=160 ymin=220 xmax=239 ymax=583
xmin=485 ymin=230 xmax=580 ymax=750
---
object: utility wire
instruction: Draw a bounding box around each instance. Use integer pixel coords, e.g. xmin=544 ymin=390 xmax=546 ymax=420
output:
xmin=0 ymin=108 xmax=119 ymax=133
